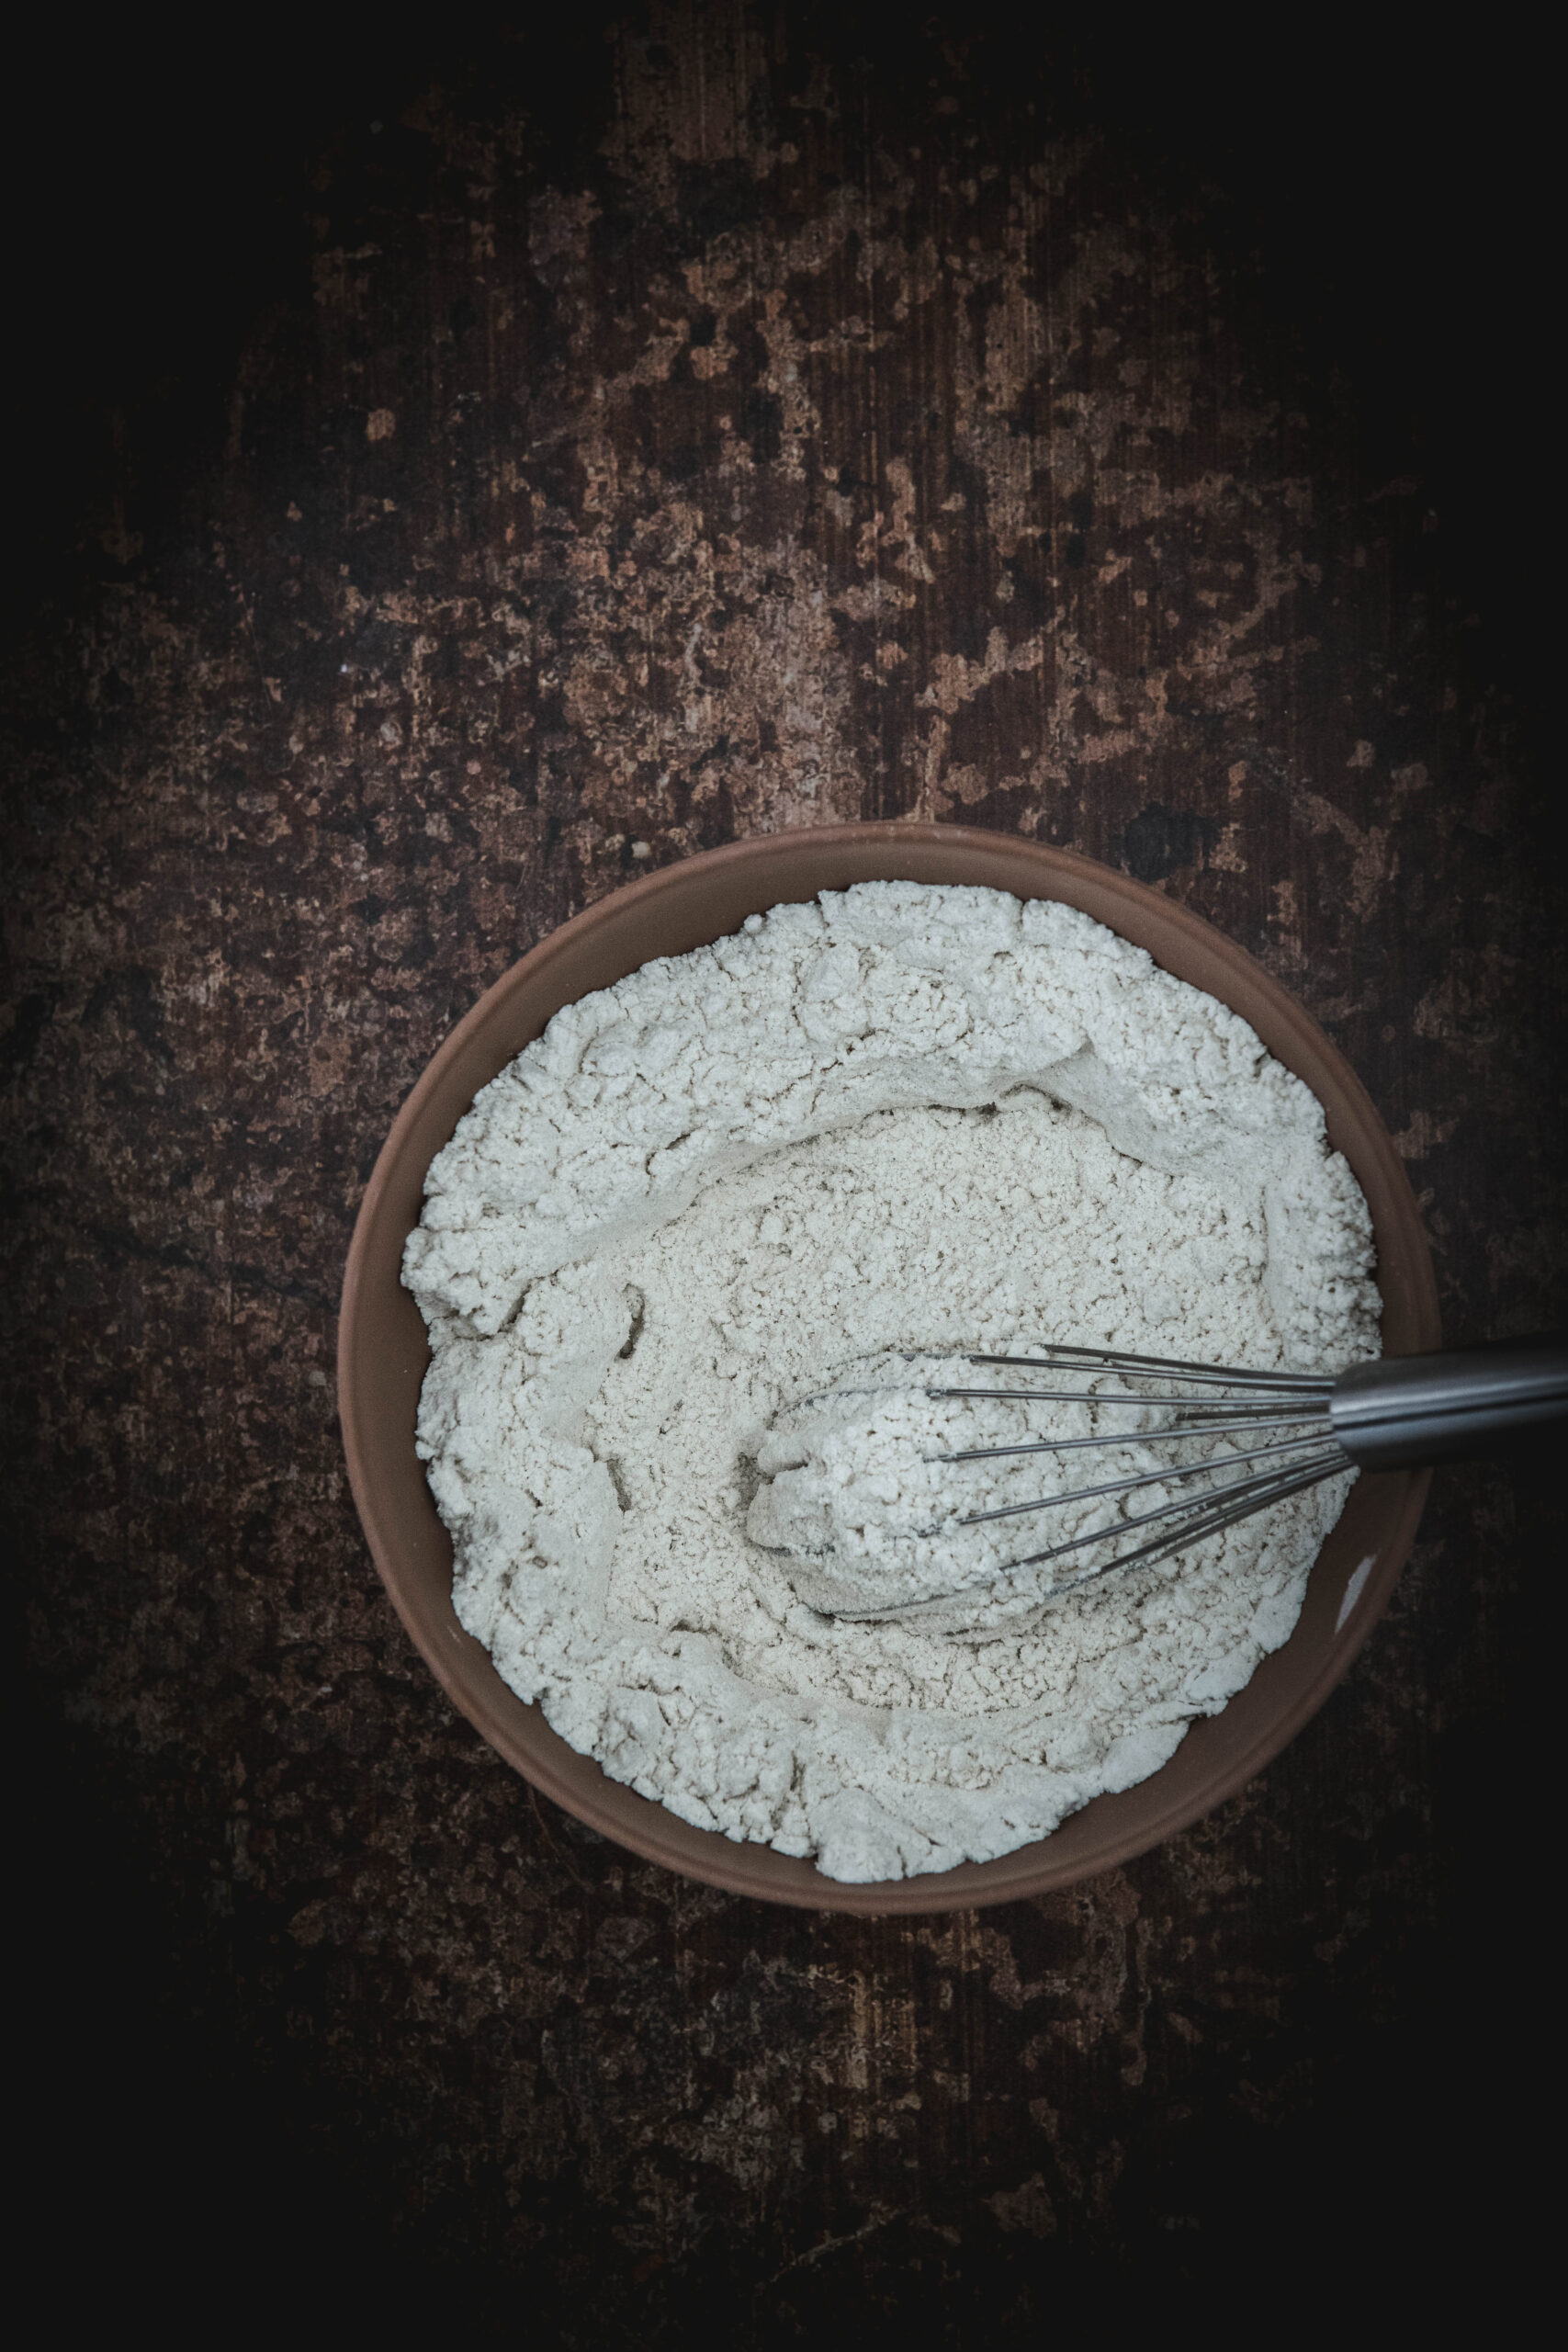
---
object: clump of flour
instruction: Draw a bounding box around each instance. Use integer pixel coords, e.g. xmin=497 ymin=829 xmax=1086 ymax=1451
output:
xmin=406 ymin=882 xmax=1378 ymax=1883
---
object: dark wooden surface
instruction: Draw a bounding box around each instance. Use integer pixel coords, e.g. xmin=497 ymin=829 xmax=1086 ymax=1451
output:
xmin=5 ymin=12 xmax=1560 ymax=2332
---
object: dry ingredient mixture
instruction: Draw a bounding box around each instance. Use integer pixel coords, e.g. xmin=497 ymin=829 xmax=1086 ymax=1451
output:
xmin=404 ymin=883 xmax=1378 ymax=1882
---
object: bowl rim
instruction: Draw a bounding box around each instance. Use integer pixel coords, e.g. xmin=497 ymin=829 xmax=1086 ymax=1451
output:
xmin=339 ymin=821 xmax=1438 ymax=1912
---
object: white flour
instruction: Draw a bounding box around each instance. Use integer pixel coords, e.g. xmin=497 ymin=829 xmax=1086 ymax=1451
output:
xmin=405 ymin=882 xmax=1378 ymax=1882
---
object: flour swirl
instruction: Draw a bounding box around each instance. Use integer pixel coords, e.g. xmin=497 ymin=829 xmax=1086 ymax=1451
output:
xmin=405 ymin=883 xmax=1377 ymax=1882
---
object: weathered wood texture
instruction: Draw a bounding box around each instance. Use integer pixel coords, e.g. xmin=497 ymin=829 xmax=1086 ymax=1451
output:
xmin=5 ymin=10 xmax=1560 ymax=2331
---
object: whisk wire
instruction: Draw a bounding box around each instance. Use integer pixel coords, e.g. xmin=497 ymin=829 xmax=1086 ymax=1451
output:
xmin=939 ymin=1404 xmax=1334 ymax=1459
xmin=1024 ymin=1453 xmax=1351 ymax=1599
xmin=960 ymin=1345 xmax=1333 ymax=1393
xmin=931 ymin=1386 xmax=1331 ymax=1410
xmin=953 ymin=1426 xmax=1346 ymax=1529
xmin=1004 ymin=1450 xmax=1350 ymax=1575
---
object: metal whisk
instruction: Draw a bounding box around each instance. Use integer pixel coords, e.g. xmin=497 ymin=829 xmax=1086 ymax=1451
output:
xmin=761 ymin=1333 xmax=1568 ymax=1619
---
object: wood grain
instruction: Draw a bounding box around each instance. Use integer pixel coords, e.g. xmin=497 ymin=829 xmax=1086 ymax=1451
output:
xmin=4 ymin=7 xmax=1560 ymax=2325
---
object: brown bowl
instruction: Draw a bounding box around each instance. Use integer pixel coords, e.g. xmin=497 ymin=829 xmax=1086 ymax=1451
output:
xmin=339 ymin=823 xmax=1438 ymax=1912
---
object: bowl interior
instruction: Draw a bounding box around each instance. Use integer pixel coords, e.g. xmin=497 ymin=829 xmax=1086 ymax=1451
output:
xmin=339 ymin=823 xmax=1438 ymax=1912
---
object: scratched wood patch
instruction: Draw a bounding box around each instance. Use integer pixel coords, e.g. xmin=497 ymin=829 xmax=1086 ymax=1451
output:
xmin=4 ymin=7 xmax=1560 ymax=2325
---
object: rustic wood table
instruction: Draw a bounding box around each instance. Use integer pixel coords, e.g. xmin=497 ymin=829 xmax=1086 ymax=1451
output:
xmin=6 ymin=13 xmax=1559 ymax=2332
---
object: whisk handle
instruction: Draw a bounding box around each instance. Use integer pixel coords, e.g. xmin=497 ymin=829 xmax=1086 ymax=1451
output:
xmin=1329 ymin=1333 xmax=1568 ymax=1470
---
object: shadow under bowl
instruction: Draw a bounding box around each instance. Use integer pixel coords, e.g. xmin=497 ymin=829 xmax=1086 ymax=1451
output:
xmin=339 ymin=822 xmax=1438 ymax=1913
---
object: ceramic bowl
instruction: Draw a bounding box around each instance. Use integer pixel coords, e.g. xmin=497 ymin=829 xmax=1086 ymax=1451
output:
xmin=339 ymin=823 xmax=1438 ymax=1912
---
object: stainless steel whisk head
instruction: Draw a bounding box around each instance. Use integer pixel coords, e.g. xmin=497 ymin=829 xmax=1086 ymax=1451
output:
xmin=914 ymin=1340 xmax=1350 ymax=1597
xmin=753 ymin=1333 xmax=1568 ymax=1620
